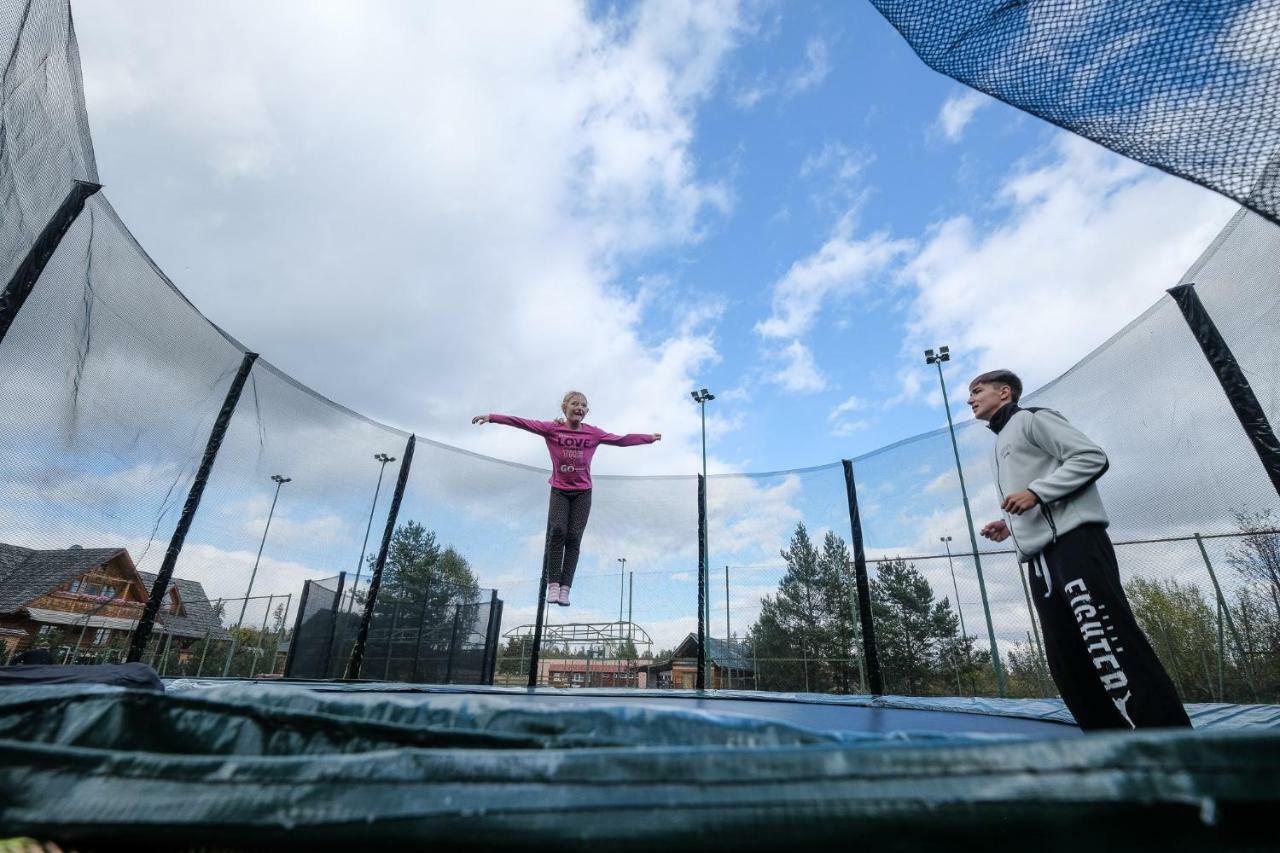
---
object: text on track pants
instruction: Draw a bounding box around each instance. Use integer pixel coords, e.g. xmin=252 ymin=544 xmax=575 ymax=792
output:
xmin=1029 ymin=524 xmax=1191 ymax=731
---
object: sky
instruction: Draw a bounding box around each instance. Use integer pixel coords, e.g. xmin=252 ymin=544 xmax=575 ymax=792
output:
xmin=70 ymin=0 xmax=1238 ymax=475
xmin=11 ymin=0 xmax=1261 ymax=654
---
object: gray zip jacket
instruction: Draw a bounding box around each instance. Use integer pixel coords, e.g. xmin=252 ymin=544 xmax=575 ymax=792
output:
xmin=988 ymin=404 xmax=1110 ymax=561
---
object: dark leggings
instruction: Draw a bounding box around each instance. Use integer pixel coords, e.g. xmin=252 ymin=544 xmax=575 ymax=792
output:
xmin=543 ymin=488 xmax=592 ymax=587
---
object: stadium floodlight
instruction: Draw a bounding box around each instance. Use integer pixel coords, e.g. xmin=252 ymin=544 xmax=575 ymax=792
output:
xmin=348 ymin=453 xmax=396 ymax=612
xmin=224 ymin=473 xmax=291 ymax=676
xmin=924 ymin=345 xmax=1004 ymax=695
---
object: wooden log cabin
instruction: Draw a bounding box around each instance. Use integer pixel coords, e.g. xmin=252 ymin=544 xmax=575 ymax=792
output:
xmin=0 ymin=542 xmax=227 ymax=663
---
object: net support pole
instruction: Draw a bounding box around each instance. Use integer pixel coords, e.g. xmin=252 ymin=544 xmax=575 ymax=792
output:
xmin=0 ymin=180 xmax=102 ymax=350
xmin=696 ymin=474 xmax=708 ymax=690
xmin=127 ymin=351 xmax=258 ymax=662
xmin=1169 ymin=283 xmax=1280 ymax=500
xmin=842 ymin=460 xmax=883 ymax=695
xmin=445 ymin=604 xmax=462 ymax=684
xmin=410 ymin=583 xmax=431 ymax=683
xmin=382 ymin=602 xmax=401 ymax=681
xmin=283 ymin=583 xmax=311 ymax=679
xmin=321 ymin=572 xmax=347 ymax=678
xmin=526 ymin=543 xmax=552 ymax=687
xmin=482 ymin=590 xmax=501 ymax=684
xmin=346 ymin=434 xmax=415 ymax=679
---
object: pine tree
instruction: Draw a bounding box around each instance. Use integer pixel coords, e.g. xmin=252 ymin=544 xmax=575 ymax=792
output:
xmin=870 ymin=558 xmax=965 ymax=695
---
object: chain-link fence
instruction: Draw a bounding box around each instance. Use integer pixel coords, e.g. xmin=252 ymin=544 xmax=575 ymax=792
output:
xmin=728 ymin=530 xmax=1280 ymax=705
xmin=1 ymin=0 xmax=1278 ymax=703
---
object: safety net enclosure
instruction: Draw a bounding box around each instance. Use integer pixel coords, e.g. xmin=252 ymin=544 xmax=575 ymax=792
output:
xmin=1 ymin=0 xmax=1278 ymax=703
xmin=3 ymin=0 xmax=1280 ymax=844
xmin=0 ymin=680 xmax=1277 ymax=849
xmin=868 ymin=0 xmax=1280 ymax=227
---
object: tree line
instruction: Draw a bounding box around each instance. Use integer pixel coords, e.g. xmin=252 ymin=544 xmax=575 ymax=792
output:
xmin=745 ymin=513 xmax=1280 ymax=705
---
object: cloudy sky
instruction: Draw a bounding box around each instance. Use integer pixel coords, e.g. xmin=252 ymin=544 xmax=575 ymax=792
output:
xmin=27 ymin=0 xmax=1255 ymax=653
xmin=71 ymin=0 xmax=1238 ymax=474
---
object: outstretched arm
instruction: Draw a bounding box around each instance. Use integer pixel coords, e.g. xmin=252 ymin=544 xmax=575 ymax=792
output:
xmin=473 ymin=414 xmax=558 ymax=436
xmin=597 ymin=430 xmax=661 ymax=446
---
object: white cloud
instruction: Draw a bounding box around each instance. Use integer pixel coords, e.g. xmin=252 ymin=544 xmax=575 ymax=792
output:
xmin=800 ymin=141 xmax=871 ymax=185
xmin=74 ymin=1 xmax=746 ymax=482
xmin=935 ymin=89 xmax=991 ymax=142
xmin=784 ymin=38 xmax=832 ymax=95
xmin=731 ymin=34 xmax=832 ymax=109
xmin=765 ymin=340 xmax=826 ymax=393
xmin=756 ymin=217 xmax=913 ymax=341
xmin=895 ymin=134 xmax=1238 ymax=400
xmin=827 ymin=394 xmax=871 ymax=437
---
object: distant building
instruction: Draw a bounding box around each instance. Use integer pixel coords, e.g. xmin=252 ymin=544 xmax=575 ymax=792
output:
xmin=642 ymin=634 xmax=755 ymax=689
xmin=531 ymin=655 xmax=653 ymax=688
xmin=0 ymin=542 xmax=227 ymax=663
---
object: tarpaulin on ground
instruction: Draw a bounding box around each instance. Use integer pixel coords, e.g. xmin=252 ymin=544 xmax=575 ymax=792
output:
xmin=1 ymin=683 xmax=1277 ymax=850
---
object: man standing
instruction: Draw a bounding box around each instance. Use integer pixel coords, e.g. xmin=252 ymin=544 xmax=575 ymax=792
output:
xmin=969 ymin=369 xmax=1190 ymax=730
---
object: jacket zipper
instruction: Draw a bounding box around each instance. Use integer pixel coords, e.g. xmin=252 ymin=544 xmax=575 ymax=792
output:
xmin=993 ymin=436 xmax=1028 ymax=558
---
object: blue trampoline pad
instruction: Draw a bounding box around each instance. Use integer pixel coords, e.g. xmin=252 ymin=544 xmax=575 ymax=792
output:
xmin=245 ymin=683 xmax=1086 ymax=738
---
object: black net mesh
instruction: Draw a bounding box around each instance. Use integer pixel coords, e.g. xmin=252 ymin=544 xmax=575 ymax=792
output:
xmin=0 ymin=0 xmax=97 ymax=286
xmin=711 ymin=464 xmax=858 ymax=693
xmin=869 ymin=0 xmax=1280 ymax=226
xmin=287 ymin=573 xmax=501 ymax=683
xmin=397 ymin=441 xmax=695 ymax=686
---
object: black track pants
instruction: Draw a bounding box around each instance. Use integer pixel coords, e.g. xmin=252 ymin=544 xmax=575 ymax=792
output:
xmin=1029 ymin=524 xmax=1191 ymax=731
xmin=543 ymin=488 xmax=592 ymax=587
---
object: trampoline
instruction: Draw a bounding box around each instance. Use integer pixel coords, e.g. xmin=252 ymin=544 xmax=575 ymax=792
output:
xmin=2 ymin=677 xmax=1278 ymax=850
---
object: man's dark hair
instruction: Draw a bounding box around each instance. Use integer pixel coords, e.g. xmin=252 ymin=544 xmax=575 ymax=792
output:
xmin=970 ymin=369 xmax=1023 ymax=403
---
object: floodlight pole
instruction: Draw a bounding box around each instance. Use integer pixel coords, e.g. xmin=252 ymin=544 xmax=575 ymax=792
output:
xmin=691 ymin=388 xmax=715 ymax=687
xmin=617 ymin=557 xmax=626 ymax=625
xmin=925 ymin=347 xmax=1005 ymax=696
xmin=724 ymin=564 xmax=731 ymax=645
xmin=223 ymin=473 xmax=290 ymax=677
xmin=940 ymin=536 xmax=968 ymax=641
xmin=348 ymin=452 xmax=395 ymax=612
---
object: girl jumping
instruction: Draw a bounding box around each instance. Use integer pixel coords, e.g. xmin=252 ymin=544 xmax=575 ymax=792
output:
xmin=473 ymin=391 xmax=660 ymax=607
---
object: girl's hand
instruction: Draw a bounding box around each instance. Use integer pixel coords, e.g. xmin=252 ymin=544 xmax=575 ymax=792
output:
xmin=652 ymin=433 xmax=662 ymax=441
xmin=472 ymin=415 xmax=489 ymax=425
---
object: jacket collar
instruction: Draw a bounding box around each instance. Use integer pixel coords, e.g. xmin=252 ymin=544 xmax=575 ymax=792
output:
xmin=988 ymin=402 xmax=1021 ymax=434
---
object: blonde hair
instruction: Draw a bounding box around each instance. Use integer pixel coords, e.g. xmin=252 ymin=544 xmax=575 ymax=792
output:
xmin=561 ymin=390 xmax=588 ymax=410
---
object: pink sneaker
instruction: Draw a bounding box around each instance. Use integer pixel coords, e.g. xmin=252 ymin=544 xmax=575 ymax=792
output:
xmin=546 ymin=582 xmax=560 ymax=604
xmin=557 ymin=585 xmax=571 ymax=606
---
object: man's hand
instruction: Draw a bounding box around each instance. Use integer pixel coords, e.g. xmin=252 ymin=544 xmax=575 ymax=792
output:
xmin=980 ymin=519 xmax=1010 ymax=542
xmin=472 ymin=415 xmax=489 ymax=425
xmin=1001 ymin=490 xmax=1039 ymax=515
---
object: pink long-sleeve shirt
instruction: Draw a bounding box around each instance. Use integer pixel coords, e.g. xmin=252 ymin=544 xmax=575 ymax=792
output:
xmin=487 ymin=414 xmax=656 ymax=490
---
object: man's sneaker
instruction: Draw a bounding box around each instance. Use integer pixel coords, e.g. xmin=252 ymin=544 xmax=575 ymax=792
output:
xmin=557 ymin=585 xmax=571 ymax=606
xmin=546 ymin=582 xmax=560 ymax=604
